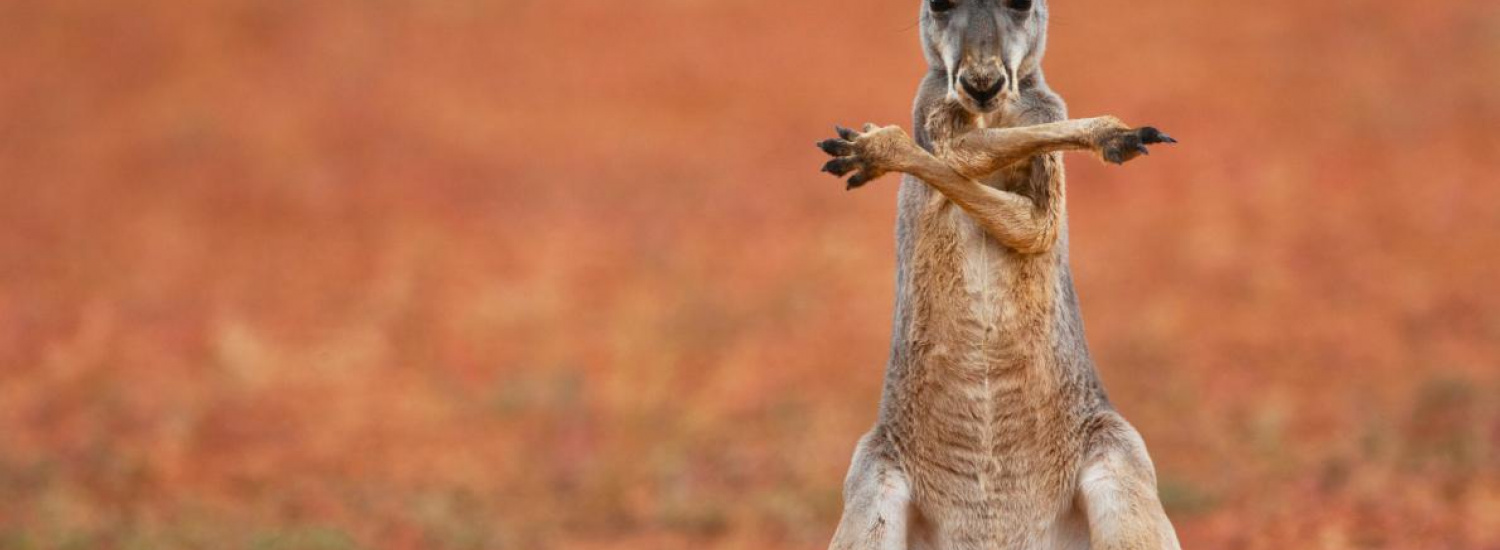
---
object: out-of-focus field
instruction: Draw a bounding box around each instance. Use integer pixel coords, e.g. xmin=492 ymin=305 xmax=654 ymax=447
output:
xmin=2 ymin=0 xmax=1499 ymax=548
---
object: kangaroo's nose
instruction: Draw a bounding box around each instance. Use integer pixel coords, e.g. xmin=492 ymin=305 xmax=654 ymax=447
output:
xmin=960 ymin=73 xmax=1005 ymax=104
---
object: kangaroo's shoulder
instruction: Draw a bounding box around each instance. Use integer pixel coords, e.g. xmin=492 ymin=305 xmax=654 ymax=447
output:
xmin=1015 ymin=80 xmax=1067 ymax=125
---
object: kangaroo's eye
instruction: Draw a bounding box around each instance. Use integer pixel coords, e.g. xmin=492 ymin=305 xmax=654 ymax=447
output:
xmin=1006 ymin=0 xmax=1032 ymax=10
xmin=930 ymin=0 xmax=955 ymax=13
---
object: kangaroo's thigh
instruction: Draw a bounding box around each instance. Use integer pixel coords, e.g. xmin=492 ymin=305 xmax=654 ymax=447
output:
xmin=1076 ymin=412 xmax=1182 ymax=550
xmin=830 ymin=430 xmax=913 ymax=550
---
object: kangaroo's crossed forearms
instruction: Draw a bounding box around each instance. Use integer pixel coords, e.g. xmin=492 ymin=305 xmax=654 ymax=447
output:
xmin=817 ymin=117 xmax=1175 ymax=254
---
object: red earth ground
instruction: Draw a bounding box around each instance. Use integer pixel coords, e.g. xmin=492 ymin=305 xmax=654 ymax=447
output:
xmin=1 ymin=0 xmax=1498 ymax=548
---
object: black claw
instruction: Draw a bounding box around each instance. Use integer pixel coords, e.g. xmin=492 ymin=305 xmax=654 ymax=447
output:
xmin=1138 ymin=126 xmax=1177 ymax=145
xmin=818 ymin=138 xmax=853 ymax=156
xmin=847 ymin=172 xmax=873 ymax=189
xmin=823 ymin=157 xmax=857 ymax=176
xmin=1134 ymin=144 xmax=1150 ymax=156
xmin=836 ymin=125 xmax=859 ymax=141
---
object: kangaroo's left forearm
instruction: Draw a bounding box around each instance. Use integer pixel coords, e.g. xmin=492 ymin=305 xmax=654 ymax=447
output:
xmin=938 ymin=117 xmax=1119 ymax=179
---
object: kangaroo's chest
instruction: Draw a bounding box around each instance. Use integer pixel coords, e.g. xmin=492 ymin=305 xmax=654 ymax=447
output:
xmin=904 ymin=185 xmax=1056 ymax=354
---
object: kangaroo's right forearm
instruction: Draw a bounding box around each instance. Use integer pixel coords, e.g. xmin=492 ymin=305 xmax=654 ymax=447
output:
xmin=941 ymin=117 xmax=1113 ymax=179
xmin=890 ymin=151 xmax=1058 ymax=254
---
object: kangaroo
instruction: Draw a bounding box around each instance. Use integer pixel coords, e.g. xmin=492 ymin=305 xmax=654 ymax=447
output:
xmin=814 ymin=1 xmax=1181 ymax=549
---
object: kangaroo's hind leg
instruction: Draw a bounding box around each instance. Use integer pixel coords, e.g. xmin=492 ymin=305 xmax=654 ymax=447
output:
xmin=829 ymin=430 xmax=914 ymax=550
xmin=1076 ymin=412 xmax=1182 ymax=550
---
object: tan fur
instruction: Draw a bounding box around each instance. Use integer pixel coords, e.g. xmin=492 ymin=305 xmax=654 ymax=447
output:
xmin=818 ymin=2 xmax=1181 ymax=549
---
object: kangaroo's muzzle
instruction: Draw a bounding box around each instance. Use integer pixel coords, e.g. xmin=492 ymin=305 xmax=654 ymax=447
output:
xmin=959 ymin=72 xmax=1005 ymax=104
xmin=956 ymin=63 xmax=1008 ymax=110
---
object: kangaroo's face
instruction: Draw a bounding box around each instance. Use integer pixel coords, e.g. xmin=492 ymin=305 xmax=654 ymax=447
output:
xmin=921 ymin=0 xmax=1049 ymax=115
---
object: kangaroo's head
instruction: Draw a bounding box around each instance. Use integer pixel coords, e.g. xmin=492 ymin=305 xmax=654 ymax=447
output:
xmin=921 ymin=0 xmax=1049 ymax=115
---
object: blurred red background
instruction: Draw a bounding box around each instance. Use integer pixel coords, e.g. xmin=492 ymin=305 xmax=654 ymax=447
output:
xmin=2 ymin=0 xmax=1498 ymax=548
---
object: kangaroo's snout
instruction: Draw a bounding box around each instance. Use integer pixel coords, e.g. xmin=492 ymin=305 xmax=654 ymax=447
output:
xmin=959 ymin=70 xmax=1006 ymax=104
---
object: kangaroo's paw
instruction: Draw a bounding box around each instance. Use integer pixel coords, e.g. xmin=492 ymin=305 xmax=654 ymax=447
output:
xmin=817 ymin=123 xmax=917 ymax=190
xmin=1095 ymin=125 xmax=1177 ymax=165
